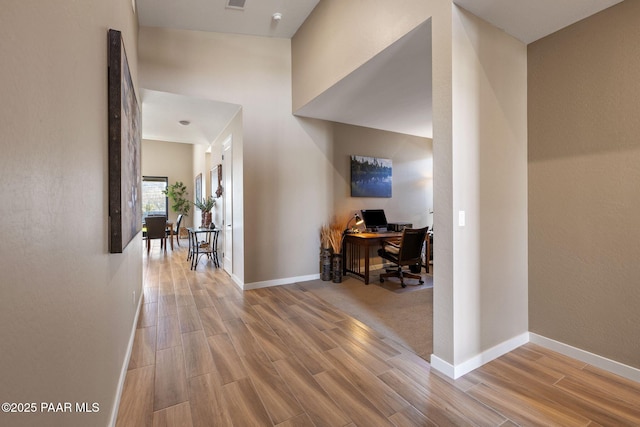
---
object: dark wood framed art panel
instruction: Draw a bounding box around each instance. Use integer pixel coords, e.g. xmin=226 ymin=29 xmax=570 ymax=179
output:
xmin=108 ymin=29 xmax=142 ymax=253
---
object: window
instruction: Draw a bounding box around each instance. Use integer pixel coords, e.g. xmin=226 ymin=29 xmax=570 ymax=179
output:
xmin=142 ymin=176 xmax=168 ymax=218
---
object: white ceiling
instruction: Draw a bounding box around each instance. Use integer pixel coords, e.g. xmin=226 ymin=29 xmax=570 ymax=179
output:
xmin=141 ymin=90 xmax=241 ymax=145
xmin=136 ymin=0 xmax=320 ymax=39
xmin=453 ymin=0 xmax=623 ymax=44
xmin=136 ymin=0 xmax=623 ymax=144
xmin=294 ymin=21 xmax=433 ymax=138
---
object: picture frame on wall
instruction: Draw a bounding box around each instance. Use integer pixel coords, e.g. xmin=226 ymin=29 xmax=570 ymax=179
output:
xmin=350 ymin=155 xmax=392 ymax=198
xmin=210 ymin=168 xmax=215 ymax=198
xmin=108 ymin=29 xmax=142 ymax=253
xmin=195 ymin=173 xmax=202 ymax=203
xmin=214 ymin=164 xmax=223 ymax=198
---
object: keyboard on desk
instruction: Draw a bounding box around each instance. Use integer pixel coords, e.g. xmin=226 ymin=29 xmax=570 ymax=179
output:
xmin=365 ymin=228 xmax=389 ymax=233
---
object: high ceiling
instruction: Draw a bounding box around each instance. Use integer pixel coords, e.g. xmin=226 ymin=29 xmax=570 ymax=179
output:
xmin=294 ymin=20 xmax=433 ymax=138
xmin=137 ymin=0 xmax=623 ymax=143
xmin=136 ymin=0 xmax=320 ymax=39
xmin=453 ymin=0 xmax=623 ymax=44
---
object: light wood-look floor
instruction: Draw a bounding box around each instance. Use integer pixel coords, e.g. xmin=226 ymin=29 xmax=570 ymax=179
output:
xmin=116 ymin=243 xmax=640 ymax=426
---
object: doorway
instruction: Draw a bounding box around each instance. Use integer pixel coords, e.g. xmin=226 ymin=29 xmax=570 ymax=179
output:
xmin=222 ymin=136 xmax=233 ymax=274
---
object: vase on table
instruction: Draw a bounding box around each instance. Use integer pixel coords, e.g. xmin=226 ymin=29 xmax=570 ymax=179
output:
xmin=332 ymin=253 xmax=342 ymax=283
xmin=201 ymin=212 xmax=212 ymax=228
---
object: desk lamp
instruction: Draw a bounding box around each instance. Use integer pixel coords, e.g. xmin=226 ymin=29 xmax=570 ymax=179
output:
xmin=345 ymin=213 xmax=364 ymax=233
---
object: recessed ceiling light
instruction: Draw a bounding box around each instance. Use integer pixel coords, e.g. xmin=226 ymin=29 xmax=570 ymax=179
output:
xmin=179 ymin=120 xmax=190 ymax=126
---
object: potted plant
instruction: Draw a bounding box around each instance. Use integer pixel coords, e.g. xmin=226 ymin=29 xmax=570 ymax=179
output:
xmin=194 ymin=196 xmax=216 ymax=228
xmin=163 ymin=181 xmax=190 ymax=237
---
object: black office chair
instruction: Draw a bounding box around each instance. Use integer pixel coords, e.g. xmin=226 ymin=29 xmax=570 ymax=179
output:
xmin=145 ymin=216 xmax=168 ymax=254
xmin=378 ymin=227 xmax=428 ymax=287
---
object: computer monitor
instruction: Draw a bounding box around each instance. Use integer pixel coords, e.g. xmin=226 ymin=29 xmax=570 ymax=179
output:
xmin=360 ymin=209 xmax=388 ymax=231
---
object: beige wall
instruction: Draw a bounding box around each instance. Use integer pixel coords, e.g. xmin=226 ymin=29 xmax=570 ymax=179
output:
xmin=0 ymin=1 xmax=140 ymax=426
xmin=292 ymin=0 xmax=444 ymax=112
xmin=293 ymin=0 xmax=459 ymax=366
xmin=331 ymin=123 xmax=433 ymax=269
xmin=142 ymin=139 xmax=195 ymax=227
xmin=450 ymin=6 xmax=529 ymax=366
xmin=528 ymin=1 xmax=640 ymax=369
xmin=208 ymin=110 xmax=245 ymax=282
xmin=331 ymin=123 xmax=433 ymax=228
xmin=192 ymin=144 xmax=209 ymax=230
xmin=294 ymin=0 xmax=529 ymax=376
xmin=138 ymin=27 xmax=333 ymax=286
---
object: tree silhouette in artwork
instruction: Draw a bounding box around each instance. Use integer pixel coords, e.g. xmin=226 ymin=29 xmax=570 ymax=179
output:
xmin=350 ymin=156 xmax=392 ymax=197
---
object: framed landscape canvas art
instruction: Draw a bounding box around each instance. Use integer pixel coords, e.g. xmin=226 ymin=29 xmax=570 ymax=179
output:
xmin=350 ymin=155 xmax=392 ymax=197
xmin=108 ymin=29 xmax=142 ymax=253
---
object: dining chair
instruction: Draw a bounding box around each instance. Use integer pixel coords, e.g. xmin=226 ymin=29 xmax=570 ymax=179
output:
xmin=145 ymin=216 xmax=168 ymax=254
xmin=168 ymin=214 xmax=183 ymax=247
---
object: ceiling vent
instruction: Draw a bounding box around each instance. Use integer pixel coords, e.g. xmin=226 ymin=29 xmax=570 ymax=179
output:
xmin=226 ymin=0 xmax=246 ymax=10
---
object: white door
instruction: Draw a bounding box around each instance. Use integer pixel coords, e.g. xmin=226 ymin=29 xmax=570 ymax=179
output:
xmin=222 ymin=137 xmax=233 ymax=274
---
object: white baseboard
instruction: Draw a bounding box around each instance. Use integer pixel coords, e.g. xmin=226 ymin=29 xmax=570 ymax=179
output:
xmin=429 ymin=355 xmax=456 ymax=378
xmin=243 ymin=273 xmax=320 ymax=290
xmin=108 ymin=294 xmax=143 ymax=427
xmin=432 ymin=332 xmax=640 ymax=384
xmin=431 ymin=332 xmax=530 ymax=379
xmin=530 ymin=333 xmax=640 ymax=383
xmin=229 ymin=273 xmax=244 ymax=291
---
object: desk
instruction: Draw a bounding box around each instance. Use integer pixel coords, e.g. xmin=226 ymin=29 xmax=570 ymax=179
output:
xmin=187 ymin=227 xmax=220 ymax=270
xmin=342 ymin=232 xmax=402 ymax=284
xmin=425 ymin=232 xmax=432 ymax=274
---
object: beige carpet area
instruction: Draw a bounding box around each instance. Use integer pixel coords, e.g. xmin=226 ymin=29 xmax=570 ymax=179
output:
xmin=296 ymin=270 xmax=433 ymax=360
